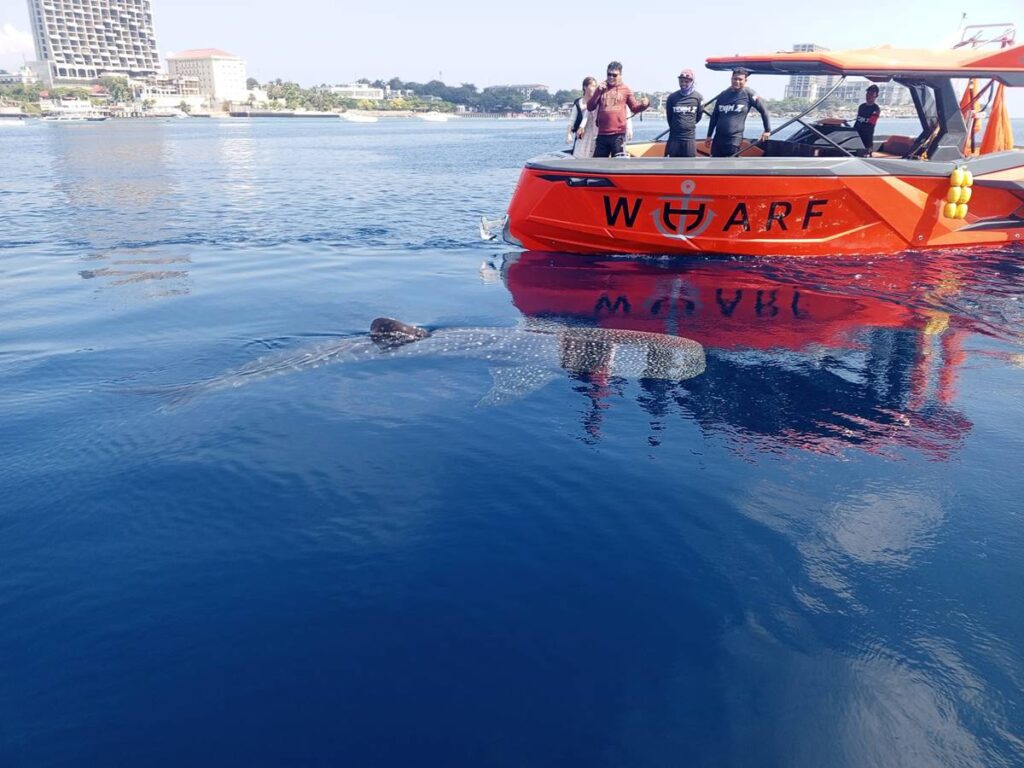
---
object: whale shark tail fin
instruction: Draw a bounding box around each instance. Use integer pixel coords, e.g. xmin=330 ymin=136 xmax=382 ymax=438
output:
xmin=370 ymin=317 xmax=431 ymax=349
xmin=478 ymin=365 xmax=560 ymax=407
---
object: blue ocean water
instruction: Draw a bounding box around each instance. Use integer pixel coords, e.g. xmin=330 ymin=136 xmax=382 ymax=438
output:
xmin=1 ymin=117 xmax=1023 ymax=767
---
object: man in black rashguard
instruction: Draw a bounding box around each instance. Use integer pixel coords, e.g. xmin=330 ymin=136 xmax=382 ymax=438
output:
xmin=855 ymin=84 xmax=881 ymax=153
xmin=704 ymin=68 xmax=771 ymax=158
xmin=664 ymin=68 xmax=703 ymax=157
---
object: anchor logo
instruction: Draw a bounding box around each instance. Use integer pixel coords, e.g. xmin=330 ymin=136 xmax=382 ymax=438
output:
xmin=653 ymin=180 xmax=716 ymax=240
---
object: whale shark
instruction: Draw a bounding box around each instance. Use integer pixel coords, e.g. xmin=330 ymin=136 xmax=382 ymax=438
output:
xmin=149 ymin=317 xmax=706 ymax=407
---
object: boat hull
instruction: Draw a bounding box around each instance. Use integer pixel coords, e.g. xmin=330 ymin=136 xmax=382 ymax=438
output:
xmin=504 ymin=153 xmax=1024 ymax=257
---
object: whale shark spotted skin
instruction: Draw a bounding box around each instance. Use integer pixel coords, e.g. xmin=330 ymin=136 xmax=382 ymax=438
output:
xmin=154 ymin=318 xmax=706 ymax=407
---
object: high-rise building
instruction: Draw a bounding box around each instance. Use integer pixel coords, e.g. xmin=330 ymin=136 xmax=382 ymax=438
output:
xmin=782 ymin=43 xmax=913 ymax=107
xmin=824 ymin=80 xmax=913 ymax=108
xmin=778 ymin=42 xmax=917 ymax=108
xmin=25 ymin=0 xmax=160 ymax=85
xmin=783 ymin=43 xmax=836 ymax=102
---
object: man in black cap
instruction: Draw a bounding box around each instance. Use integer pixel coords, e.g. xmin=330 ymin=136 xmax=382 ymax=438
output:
xmin=704 ymin=68 xmax=771 ymax=157
xmin=855 ymin=84 xmax=881 ymax=153
xmin=664 ymin=68 xmax=703 ymax=158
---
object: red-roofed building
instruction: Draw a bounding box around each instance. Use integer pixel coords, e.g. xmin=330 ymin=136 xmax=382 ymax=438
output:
xmin=167 ymin=49 xmax=248 ymax=106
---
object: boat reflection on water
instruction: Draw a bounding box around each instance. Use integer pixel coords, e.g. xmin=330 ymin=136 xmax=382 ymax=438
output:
xmin=494 ymin=250 xmax=999 ymax=456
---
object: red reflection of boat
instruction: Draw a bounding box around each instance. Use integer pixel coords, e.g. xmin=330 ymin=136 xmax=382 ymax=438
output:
xmin=500 ymin=251 xmax=975 ymax=457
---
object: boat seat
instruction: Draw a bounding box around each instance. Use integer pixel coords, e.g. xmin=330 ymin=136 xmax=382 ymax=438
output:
xmin=622 ymin=139 xmax=764 ymax=158
xmin=735 ymin=141 xmax=764 ymax=157
xmin=625 ymin=141 xmax=668 ymax=158
xmin=875 ymin=135 xmax=915 ymax=157
xmin=696 ymin=140 xmax=763 ymax=157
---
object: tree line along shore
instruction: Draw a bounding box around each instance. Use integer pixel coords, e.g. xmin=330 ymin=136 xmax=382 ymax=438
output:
xmin=1 ymin=74 xmax=922 ymax=119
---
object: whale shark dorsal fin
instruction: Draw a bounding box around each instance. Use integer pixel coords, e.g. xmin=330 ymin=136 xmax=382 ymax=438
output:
xmin=370 ymin=317 xmax=431 ymax=349
xmin=477 ymin=366 xmax=560 ymax=407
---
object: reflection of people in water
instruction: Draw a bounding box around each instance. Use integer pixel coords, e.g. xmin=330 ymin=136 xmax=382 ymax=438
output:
xmin=637 ymin=348 xmax=678 ymax=447
xmin=557 ymin=332 xmax=701 ymax=443
xmin=555 ymin=325 xmax=968 ymax=453
xmin=678 ymin=334 xmax=970 ymax=458
xmin=559 ymin=332 xmax=616 ymax=442
xmin=503 ymin=252 xmax=978 ymax=456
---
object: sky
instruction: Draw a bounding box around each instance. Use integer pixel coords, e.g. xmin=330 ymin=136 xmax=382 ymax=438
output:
xmin=1 ymin=0 xmax=1021 ymax=112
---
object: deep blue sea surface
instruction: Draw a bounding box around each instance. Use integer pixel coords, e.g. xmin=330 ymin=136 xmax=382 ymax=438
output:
xmin=2 ymin=117 xmax=1023 ymax=767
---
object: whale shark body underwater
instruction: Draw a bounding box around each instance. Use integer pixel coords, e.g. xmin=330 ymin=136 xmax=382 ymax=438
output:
xmin=153 ymin=317 xmax=706 ymax=407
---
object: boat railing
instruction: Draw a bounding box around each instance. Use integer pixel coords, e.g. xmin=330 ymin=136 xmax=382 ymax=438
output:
xmin=955 ymin=22 xmax=1015 ymax=49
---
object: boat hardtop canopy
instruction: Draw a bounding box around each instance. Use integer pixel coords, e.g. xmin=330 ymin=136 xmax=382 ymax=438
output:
xmin=706 ymin=44 xmax=1024 ymax=86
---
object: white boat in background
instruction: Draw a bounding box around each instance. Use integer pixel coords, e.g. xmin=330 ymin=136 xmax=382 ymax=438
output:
xmin=341 ymin=111 xmax=378 ymax=123
xmin=417 ymin=111 xmax=449 ymax=122
xmin=42 ymin=114 xmax=108 ymax=122
xmin=145 ymin=108 xmax=189 ymax=119
xmin=40 ymin=98 xmax=108 ymax=122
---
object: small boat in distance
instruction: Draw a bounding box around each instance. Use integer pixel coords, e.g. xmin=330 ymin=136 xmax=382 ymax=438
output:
xmin=341 ymin=112 xmax=378 ymax=123
xmin=40 ymin=97 xmax=108 ymax=122
xmin=503 ymin=41 xmax=1024 ymax=257
xmin=41 ymin=113 xmax=108 ymax=122
xmin=144 ymin=108 xmax=189 ymax=119
xmin=417 ymin=111 xmax=449 ymax=122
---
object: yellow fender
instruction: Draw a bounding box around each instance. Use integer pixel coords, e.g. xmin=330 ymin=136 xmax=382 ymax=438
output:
xmin=942 ymin=167 xmax=972 ymax=219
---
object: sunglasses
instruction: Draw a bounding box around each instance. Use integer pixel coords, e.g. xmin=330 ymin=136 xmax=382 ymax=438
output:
xmin=678 ymin=76 xmax=692 ymax=80
xmin=606 ymin=72 xmax=620 ymax=77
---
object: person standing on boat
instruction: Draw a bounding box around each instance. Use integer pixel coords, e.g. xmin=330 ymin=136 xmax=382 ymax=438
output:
xmin=566 ymin=76 xmax=599 ymax=158
xmin=664 ymin=69 xmax=703 ymax=157
xmin=855 ymin=84 xmax=881 ymax=153
xmin=704 ymin=68 xmax=771 ymax=157
xmin=587 ymin=61 xmax=650 ymax=158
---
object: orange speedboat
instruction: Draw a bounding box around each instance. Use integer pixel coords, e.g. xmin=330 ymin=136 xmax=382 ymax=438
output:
xmin=501 ymin=44 xmax=1024 ymax=257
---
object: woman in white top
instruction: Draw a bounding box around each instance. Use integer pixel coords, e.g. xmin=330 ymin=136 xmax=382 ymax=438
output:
xmin=566 ymin=76 xmax=599 ymax=159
